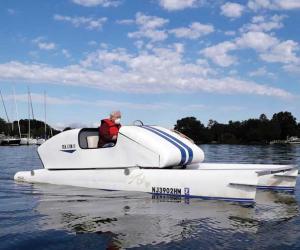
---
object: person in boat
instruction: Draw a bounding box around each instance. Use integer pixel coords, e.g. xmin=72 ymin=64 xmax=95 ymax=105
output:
xmin=98 ymin=111 xmax=122 ymax=147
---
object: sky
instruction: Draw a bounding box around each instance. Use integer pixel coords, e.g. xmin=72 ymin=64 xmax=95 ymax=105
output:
xmin=0 ymin=0 xmax=300 ymax=130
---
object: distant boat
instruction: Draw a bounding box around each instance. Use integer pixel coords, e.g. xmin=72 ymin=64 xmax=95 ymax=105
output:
xmin=20 ymin=88 xmax=37 ymax=145
xmin=36 ymin=138 xmax=46 ymax=145
xmin=287 ymin=136 xmax=300 ymax=144
xmin=20 ymin=137 xmax=37 ymax=145
xmin=270 ymin=136 xmax=300 ymax=145
xmin=1 ymin=137 xmax=21 ymax=146
xmin=0 ymin=89 xmax=21 ymax=146
xmin=0 ymin=133 xmax=5 ymax=145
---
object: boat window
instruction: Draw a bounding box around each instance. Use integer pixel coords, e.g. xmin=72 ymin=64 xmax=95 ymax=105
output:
xmin=78 ymin=128 xmax=99 ymax=149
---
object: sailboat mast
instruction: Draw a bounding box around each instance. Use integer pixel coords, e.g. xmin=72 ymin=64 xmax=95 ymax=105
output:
xmin=29 ymin=89 xmax=34 ymax=120
xmin=13 ymin=87 xmax=21 ymax=138
xmin=44 ymin=91 xmax=47 ymax=139
xmin=0 ymin=90 xmax=10 ymax=124
xmin=28 ymin=88 xmax=31 ymax=140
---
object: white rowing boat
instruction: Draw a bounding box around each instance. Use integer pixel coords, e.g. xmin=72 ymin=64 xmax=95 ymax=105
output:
xmin=14 ymin=125 xmax=298 ymax=203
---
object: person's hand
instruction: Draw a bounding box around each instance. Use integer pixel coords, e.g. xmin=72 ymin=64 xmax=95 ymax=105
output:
xmin=112 ymin=135 xmax=117 ymax=140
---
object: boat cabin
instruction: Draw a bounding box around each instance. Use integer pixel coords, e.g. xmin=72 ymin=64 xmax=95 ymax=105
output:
xmin=38 ymin=125 xmax=205 ymax=170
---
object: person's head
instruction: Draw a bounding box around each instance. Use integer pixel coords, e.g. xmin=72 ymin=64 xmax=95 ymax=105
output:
xmin=110 ymin=110 xmax=122 ymax=124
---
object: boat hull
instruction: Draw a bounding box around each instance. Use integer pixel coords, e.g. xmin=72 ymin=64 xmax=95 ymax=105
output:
xmin=190 ymin=163 xmax=298 ymax=192
xmin=14 ymin=167 xmax=259 ymax=203
xmin=1 ymin=138 xmax=21 ymax=146
xmin=20 ymin=138 xmax=37 ymax=145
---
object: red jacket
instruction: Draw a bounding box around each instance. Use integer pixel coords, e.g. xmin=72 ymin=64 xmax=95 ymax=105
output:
xmin=98 ymin=119 xmax=121 ymax=147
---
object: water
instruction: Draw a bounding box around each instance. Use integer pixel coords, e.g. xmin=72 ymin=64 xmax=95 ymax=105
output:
xmin=1 ymin=145 xmax=300 ymax=250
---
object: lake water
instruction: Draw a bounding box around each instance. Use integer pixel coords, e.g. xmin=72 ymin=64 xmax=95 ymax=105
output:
xmin=1 ymin=144 xmax=300 ymax=250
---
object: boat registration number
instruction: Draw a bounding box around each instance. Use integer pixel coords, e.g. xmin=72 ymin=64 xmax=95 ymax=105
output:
xmin=152 ymin=186 xmax=184 ymax=195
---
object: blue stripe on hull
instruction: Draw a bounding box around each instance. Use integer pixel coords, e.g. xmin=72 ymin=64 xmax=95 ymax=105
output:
xmin=141 ymin=126 xmax=187 ymax=165
xmin=144 ymin=125 xmax=193 ymax=164
xmin=60 ymin=149 xmax=76 ymax=153
xmin=151 ymin=192 xmax=254 ymax=203
xmin=257 ymin=185 xmax=295 ymax=192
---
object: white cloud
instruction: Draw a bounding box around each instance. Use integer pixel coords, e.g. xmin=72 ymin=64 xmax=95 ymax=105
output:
xmin=5 ymin=93 xmax=175 ymax=110
xmin=158 ymin=0 xmax=201 ymax=11
xmin=72 ymin=0 xmax=120 ymax=7
xmin=248 ymin=0 xmax=300 ymax=10
xmin=129 ymin=29 xmax=168 ymax=42
xmin=0 ymin=43 xmax=292 ymax=99
xmin=62 ymin=49 xmax=71 ymax=59
xmin=201 ymin=41 xmax=238 ymax=67
xmin=202 ymin=30 xmax=300 ymax=69
xmin=283 ymin=63 xmax=300 ymax=74
xmin=54 ymin=14 xmax=107 ymax=30
xmin=135 ymin=12 xmax=169 ymax=30
xmin=224 ymin=30 xmax=236 ymax=36
xmin=260 ymin=40 xmax=299 ymax=63
xmin=236 ymin=31 xmax=278 ymax=51
xmin=277 ymin=0 xmax=300 ymax=9
xmin=240 ymin=15 xmax=285 ymax=32
xmin=127 ymin=12 xmax=169 ymax=42
xmin=116 ymin=19 xmax=134 ymax=25
xmin=220 ymin=2 xmax=245 ymax=18
xmin=249 ymin=67 xmax=276 ymax=78
xmin=32 ymin=37 xmax=56 ymax=50
xmin=169 ymin=22 xmax=214 ymax=39
xmin=88 ymin=40 xmax=98 ymax=46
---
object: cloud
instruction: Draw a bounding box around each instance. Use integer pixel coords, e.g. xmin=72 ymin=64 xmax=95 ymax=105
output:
xmin=240 ymin=15 xmax=285 ymax=32
xmin=72 ymin=0 xmax=120 ymax=7
xmin=169 ymin=22 xmax=214 ymax=39
xmin=53 ymin=14 xmax=107 ymax=30
xmin=248 ymin=0 xmax=300 ymax=10
xmin=32 ymin=37 xmax=56 ymax=50
xmin=88 ymin=40 xmax=98 ymax=46
xmin=260 ymin=40 xmax=299 ymax=63
xmin=249 ymin=67 xmax=276 ymax=78
xmin=124 ymin=13 xmax=214 ymax=42
xmin=4 ymin=93 xmax=172 ymax=110
xmin=201 ymin=41 xmax=238 ymax=67
xmin=62 ymin=49 xmax=71 ymax=59
xmin=116 ymin=19 xmax=134 ymax=25
xmin=0 ymin=43 xmax=292 ymax=99
xmin=220 ymin=2 xmax=245 ymax=18
xmin=224 ymin=30 xmax=236 ymax=36
xmin=127 ymin=12 xmax=169 ymax=42
xmin=158 ymin=0 xmax=202 ymax=11
xmin=283 ymin=63 xmax=300 ymax=74
xmin=202 ymin=30 xmax=300 ymax=69
xmin=236 ymin=31 xmax=278 ymax=51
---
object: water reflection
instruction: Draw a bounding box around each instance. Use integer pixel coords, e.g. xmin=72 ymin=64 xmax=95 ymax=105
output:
xmin=31 ymin=184 xmax=298 ymax=249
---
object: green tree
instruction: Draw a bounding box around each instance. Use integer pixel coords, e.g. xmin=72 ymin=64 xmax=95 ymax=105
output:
xmin=271 ymin=112 xmax=298 ymax=139
xmin=174 ymin=117 xmax=207 ymax=144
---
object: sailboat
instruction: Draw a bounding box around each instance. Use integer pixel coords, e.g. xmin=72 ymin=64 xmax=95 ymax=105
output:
xmin=0 ymin=89 xmax=21 ymax=146
xmin=20 ymin=88 xmax=37 ymax=145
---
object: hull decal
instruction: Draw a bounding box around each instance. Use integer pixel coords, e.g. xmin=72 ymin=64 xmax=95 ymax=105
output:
xmin=141 ymin=126 xmax=187 ymax=165
xmin=144 ymin=125 xmax=193 ymax=164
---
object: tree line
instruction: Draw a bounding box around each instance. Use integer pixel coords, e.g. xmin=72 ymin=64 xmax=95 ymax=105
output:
xmin=174 ymin=111 xmax=300 ymax=144
xmin=0 ymin=117 xmax=60 ymax=138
